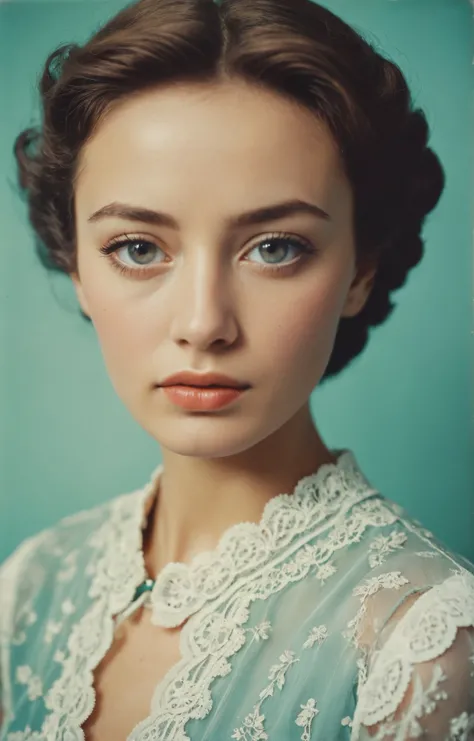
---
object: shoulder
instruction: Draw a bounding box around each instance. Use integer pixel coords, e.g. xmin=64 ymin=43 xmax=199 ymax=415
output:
xmin=0 ymin=489 xmax=142 ymax=646
xmin=346 ymin=489 xmax=474 ymax=638
xmin=350 ymin=567 xmax=474 ymax=740
xmin=335 ymin=450 xmax=473 ymax=576
xmin=0 ymin=497 xmax=111 ymax=582
xmin=346 ymin=495 xmax=474 ymax=739
xmin=348 ymin=488 xmax=474 ymax=580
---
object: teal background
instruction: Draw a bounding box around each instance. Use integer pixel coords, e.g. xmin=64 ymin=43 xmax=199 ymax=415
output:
xmin=0 ymin=0 xmax=472 ymax=564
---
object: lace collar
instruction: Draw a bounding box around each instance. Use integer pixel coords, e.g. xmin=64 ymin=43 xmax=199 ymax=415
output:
xmin=122 ymin=448 xmax=376 ymax=629
xmin=40 ymin=446 xmax=383 ymax=740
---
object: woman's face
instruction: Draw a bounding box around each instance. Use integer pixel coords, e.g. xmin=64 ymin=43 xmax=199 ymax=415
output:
xmin=73 ymin=79 xmax=375 ymax=458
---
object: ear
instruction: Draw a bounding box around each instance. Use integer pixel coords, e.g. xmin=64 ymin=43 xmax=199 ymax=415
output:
xmin=70 ymin=272 xmax=91 ymax=318
xmin=341 ymin=260 xmax=378 ymax=319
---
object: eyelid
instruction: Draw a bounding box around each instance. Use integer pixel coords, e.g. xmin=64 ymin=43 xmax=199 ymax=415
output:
xmin=98 ymin=230 xmax=317 ymax=275
xmin=100 ymin=232 xmax=163 ymax=254
xmin=100 ymin=230 xmax=314 ymax=255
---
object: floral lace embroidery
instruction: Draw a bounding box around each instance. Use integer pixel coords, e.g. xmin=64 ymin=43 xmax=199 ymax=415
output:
xmin=43 ymin=622 xmax=62 ymax=646
xmin=368 ymin=531 xmax=407 ymax=569
xmin=40 ymin=485 xmax=152 ymax=740
xmin=448 ymin=711 xmax=474 ymax=741
xmin=295 ymin=699 xmax=319 ymax=741
xmin=315 ymin=561 xmax=337 ymax=584
xmin=148 ymin=454 xmax=377 ymax=628
xmin=398 ymin=663 xmax=449 ymax=738
xmin=360 ymin=663 xmax=449 ymax=740
xmin=343 ymin=572 xmax=410 ymax=647
xmin=127 ymin=460 xmax=395 ymax=740
xmin=247 ymin=620 xmax=272 ymax=643
xmin=356 ymin=654 xmax=369 ymax=697
xmin=7 ymin=451 xmax=470 ymax=741
xmin=302 ymin=624 xmax=328 ymax=649
xmin=4 ymin=452 xmax=400 ymax=741
xmin=232 ymin=625 xmax=329 ymax=740
xmin=15 ymin=667 xmax=43 ymax=702
xmin=10 ymin=604 xmax=37 ymax=648
xmin=226 ymin=625 xmax=330 ymax=740
xmin=232 ymin=649 xmax=300 ymax=740
xmin=350 ymin=569 xmax=474 ymax=735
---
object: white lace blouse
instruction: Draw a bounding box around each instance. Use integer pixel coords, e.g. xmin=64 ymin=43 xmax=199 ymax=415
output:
xmin=1 ymin=448 xmax=473 ymax=740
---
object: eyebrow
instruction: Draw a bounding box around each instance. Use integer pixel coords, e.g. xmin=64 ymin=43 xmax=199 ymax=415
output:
xmin=87 ymin=199 xmax=331 ymax=229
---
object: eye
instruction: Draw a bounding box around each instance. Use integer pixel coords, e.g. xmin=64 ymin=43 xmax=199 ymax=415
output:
xmin=245 ymin=233 xmax=315 ymax=269
xmin=99 ymin=237 xmax=165 ymax=268
xmin=98 ymin=231 xmax=316 ymax=278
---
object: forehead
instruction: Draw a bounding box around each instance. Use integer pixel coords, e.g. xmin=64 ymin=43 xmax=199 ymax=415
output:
xmin=76 ymin=79 xmax=349 ymax=219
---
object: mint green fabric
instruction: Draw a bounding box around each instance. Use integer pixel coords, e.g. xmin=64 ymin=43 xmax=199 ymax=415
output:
xmin=1 ymin=449 xmax=473 ymax=740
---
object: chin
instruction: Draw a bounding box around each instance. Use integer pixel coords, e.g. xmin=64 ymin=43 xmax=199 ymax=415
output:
xmin=148 ymin=423 xmax=270 ymax=460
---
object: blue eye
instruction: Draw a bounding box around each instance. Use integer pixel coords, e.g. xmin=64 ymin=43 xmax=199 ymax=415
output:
xmin=98 ymin=231 xmax=316 ymax=278
xmin=107 ymin=239 xmax=164 ymax=266
xmin=246 ymin=234 xmax=314 ymax=267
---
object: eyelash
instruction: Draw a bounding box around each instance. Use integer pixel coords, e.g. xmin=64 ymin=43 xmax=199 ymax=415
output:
xmin=98 ymin=231 xmax=317 ymax=279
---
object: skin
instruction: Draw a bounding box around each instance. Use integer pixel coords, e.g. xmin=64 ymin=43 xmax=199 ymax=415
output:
xmin=72 ymin=78 xmax=377 ymax=578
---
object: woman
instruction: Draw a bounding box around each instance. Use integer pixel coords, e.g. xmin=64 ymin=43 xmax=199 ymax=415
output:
xmin=1 ymin=0 xmax=473 ymax=739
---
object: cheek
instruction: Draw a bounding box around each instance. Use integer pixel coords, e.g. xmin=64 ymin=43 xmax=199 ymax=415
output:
xmin=82 ymin=275 xmax=155 ymax=383
xmin=260 ymin=277 xmax=347 ymax=382
xmin=100 ymin=313 xmax=153 ymax=370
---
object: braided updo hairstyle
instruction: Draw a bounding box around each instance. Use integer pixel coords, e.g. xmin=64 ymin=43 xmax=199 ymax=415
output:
xmin=13 ymin=0 xmax=445 ymax=383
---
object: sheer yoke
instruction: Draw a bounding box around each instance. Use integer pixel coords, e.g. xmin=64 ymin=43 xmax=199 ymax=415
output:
xmin=1 ymin=450 xmax=474 ymax=741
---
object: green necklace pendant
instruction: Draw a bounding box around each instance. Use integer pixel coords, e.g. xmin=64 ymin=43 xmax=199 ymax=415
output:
xmin=132 ymin=578 xmax=155 ymax=602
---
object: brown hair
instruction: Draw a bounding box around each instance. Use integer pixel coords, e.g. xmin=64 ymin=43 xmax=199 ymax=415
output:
xmin=13 ymin=0 xmax=445 ymax=383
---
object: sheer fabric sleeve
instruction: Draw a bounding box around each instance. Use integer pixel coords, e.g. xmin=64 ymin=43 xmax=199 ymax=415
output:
xmin=350 ymin=569 xmax=474 ymax=740
xmin=0 ymin=533 xmax=48 ymax=735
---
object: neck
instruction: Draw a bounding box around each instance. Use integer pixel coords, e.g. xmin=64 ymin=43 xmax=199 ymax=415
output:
xmin=142 ymin=404 xmax=337 ymax=580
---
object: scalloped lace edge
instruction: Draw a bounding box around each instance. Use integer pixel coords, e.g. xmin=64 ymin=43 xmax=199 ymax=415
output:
xmin=350 ymin=569 xmax=474 ymax=736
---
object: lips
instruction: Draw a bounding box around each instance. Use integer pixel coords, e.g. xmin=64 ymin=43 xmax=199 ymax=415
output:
xmin=159 ymin=371 xmax=250 ymax=390
xmin=182 ymin=384 xmax=227 ymax=388
xmin=161 ymin=384 xmax=247 ymax=411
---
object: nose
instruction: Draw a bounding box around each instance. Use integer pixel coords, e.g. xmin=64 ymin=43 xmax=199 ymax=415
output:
xmin=169 ymin=254 xmax=239 ymax=351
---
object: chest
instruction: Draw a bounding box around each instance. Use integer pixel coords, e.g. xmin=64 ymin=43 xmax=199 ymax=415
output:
xmin=81 ymin=607 xmax=184 ymax=741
